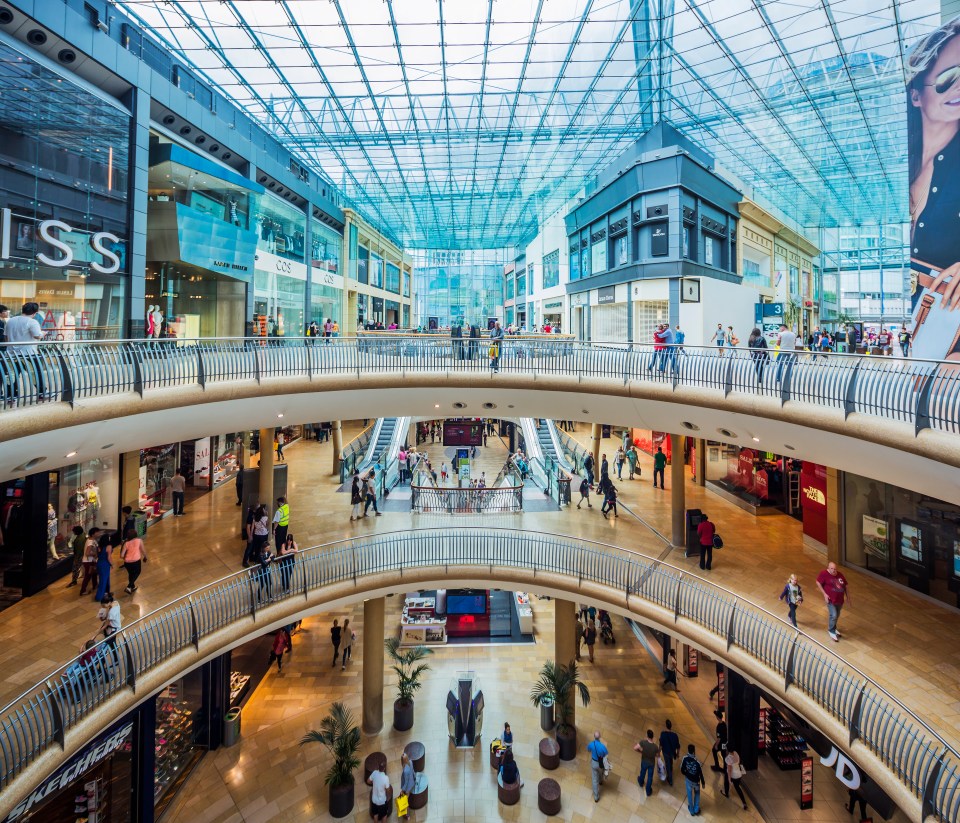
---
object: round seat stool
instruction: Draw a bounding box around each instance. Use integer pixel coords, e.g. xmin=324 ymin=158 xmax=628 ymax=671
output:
xmin=363 ymin=751 xmax=386 ymax=782
xmin=404 ymin=741 xmax=425 ymax=772
xmin=498 ymin=780 xmax=521 ymax=806
xmin=538 ymin=778 xmax=561 ymax=816
xmin=410 ymin=773 xmax=429 ymax=810
xmin=539 ymin=737 xmax=560 ymax=770
xmin=489 ymin=746 xmax=502 ymax=770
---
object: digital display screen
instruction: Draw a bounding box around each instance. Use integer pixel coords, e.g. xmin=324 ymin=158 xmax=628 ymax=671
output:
xmin=443 ymin=421 xmax=483 ymax=446
xmin=899 ymin=523 xmax=922 ymax=563
xmin=896 ymin=519 xmax=929 ymax=577
xmin=447 ymin=594 xmax=487 ymax=615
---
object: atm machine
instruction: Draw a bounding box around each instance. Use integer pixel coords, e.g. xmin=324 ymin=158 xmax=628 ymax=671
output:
xmin=446 ymin=672 xmax=484 ymax=748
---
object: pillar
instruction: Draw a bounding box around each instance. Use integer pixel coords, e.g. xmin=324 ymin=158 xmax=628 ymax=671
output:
xmin=362 ymin=597 xmax=385 ymax=735
xmin=331 ymin=420 xmax=343 ymax=476
xmin=258 ymin=427 xmax=274 ymax=507
xmin=695 ymin=438 xmax=706 ymax=486
xmin=826 ymin=467 xmax=842 ymax=564
xmin=671 ymin=434 xmax=686 ymax=548
xmin=554 ymin=599 xmax=578 ymax=726
xmin=589 ymin=423 xmax=602 ymax=470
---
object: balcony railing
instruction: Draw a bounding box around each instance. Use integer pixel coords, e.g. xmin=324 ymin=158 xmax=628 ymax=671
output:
xmin=0 ymin=337 xmax=957 ymax=436
xmin=410 ymin=483 xmax=523 ymax=513
xmin=0 ymin=529 xmax=955 ymax=821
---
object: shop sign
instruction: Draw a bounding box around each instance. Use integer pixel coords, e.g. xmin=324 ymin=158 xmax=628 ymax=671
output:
xmin=312 ymin=267 xmax=344 ymax=290
xmin=597 ymin=285 xmax=616 ymax=304
xmin=738 ymin=448 xmax=754 ymax=480
xmin=194 ymin=437 xmax=211 ymax=482
xmin=1 ymin=208 xmax=121 ymax=274
xmin=255 ymin=250 xmax=307 ymax=281
xmin=543 ymin=300 xmax=563 ymax=310
xmin=801 ymin=462 xmax=828 ymax=544
xmin=820 ymin=747 xmax=861 ymax=790
xmin=4 ymin=722 xmax=133 ymax=822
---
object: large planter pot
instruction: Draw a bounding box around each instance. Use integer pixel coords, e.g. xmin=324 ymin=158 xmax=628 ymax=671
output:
xmin=394 ymin=698 xmax=414 ymax=731
xmin=556 ymin=726 xmax=577 ymax=761
xmin=329 ymin=781 xmax=355 ymax=819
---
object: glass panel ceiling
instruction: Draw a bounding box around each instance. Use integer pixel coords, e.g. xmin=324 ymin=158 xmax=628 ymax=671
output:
xmin=119 ymin=0 xmax=941 ymax=249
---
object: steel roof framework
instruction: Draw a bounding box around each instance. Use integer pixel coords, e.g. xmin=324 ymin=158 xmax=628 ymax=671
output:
xmin=118 ymin=0 xmax=940 ymax=248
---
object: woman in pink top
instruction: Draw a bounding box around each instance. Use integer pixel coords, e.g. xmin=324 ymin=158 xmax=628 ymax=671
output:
xmin=119 ymin=528 xmax=148 ymax=594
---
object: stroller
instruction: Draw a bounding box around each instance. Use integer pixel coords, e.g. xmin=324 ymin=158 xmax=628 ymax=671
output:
xmin=599 ymin=610 xmax=615 ymax=645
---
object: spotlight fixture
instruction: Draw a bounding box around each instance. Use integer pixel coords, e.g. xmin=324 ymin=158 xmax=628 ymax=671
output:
xmin=26 ymin=29 xmax=47 ymax=46
xmin=65 ymin=451 xmax=77 ymax=458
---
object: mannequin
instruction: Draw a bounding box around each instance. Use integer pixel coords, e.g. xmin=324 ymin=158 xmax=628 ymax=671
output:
xmin=47 ymin=503 xmax=59 ymax=560
xmin=146 ymin=305 xmax=156 ymax=338
xmin=86 ymin=482 xmax=100 ymax=523
xmin=151 ymin=307 xmax=164 ymax=339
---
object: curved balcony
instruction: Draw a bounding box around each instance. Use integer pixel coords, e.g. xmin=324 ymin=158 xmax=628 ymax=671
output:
xmin=0 ymin=337 xmax=957 ymax=500
xmin=0 ymin=529 xmax=954 ymax=822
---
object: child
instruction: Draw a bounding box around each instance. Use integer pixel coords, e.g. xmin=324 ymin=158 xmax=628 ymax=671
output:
xmin=778 ymin=574 xmax=803 ymax=628
xmin=577 ymin=477 xmax=592 ymax=509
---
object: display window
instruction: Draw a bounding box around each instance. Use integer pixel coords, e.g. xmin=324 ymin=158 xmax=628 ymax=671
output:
xmin=311 ymin=219 xmax=341 ymax=275
xmin=50 ymin=457 xmax=118 ymax=560
xmin=212 ymin=434 xmax=241 ymax=488
xmin=254 ymin=194 xmax=305 ymax=263
xmin=133 ymin=444 xmax=178 ymax=522
xmin=7 ymin=720 xmax=133 ymax=823
xmin=254 ymin=270 xmax=305 ymax=338
xmin=154 ymin=671 xmax=204 ymax=813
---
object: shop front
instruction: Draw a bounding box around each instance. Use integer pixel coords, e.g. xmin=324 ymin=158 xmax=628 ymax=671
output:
xmin=121 ymin=444 xmax=178 ymax=526
xmin=0 ymin=456 xmax=119 ymax=603
xmin=310 ymin=267 xmax=344 ymax=329
xmin=253 ymin=195 xmax=307 ymax=337
xmin=0 ymin=39 xmax=131 ymax=338
xmin=842 ymin=473 xmax=960 ymax=608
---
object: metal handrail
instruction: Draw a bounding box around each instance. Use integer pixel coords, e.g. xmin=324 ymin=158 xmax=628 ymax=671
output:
xmin=410 ymin=483 xmax=523 ymax=513
xmin=338 ymin=422 xmax=375 ymax=484
xmin=0 ymin=337 xmax=957 ymax=435
xmin=0 ymin=528 xmax=955 ymax=820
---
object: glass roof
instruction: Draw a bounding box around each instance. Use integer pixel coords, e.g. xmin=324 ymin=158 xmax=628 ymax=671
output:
xmin=119 ymin=0 xmax=941 ymax=248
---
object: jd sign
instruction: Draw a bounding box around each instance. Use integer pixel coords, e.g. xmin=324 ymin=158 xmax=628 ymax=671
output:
xmin=821 ymin=746 xmax=862 ymax=790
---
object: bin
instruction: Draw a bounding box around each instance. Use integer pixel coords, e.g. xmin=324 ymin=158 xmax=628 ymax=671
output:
xmin=539 ymin=696 xmax=555 ymax=731
xmin=223 ymin=707 xmax=241 ymax=747
xmin=685 ymin=509 xmax=704 ymax=558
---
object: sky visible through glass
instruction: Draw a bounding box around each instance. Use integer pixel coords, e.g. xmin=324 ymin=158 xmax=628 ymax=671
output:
xmin=120 ymin=0 xmax=940 ymax=249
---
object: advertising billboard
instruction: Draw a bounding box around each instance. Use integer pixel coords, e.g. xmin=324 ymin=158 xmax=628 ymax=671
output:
xmin=907 ymin=17 xmax=960 ymax=361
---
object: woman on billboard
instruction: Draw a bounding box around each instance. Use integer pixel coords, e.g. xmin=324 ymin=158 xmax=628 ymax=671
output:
xmin=907 ymin=17 xmax=960 ymax=361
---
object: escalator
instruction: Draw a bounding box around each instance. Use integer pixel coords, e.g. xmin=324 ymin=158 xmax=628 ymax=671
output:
xmin=356 ymin=417 xmax=409 ymax=487
xmin=533 ymin=419 xmax=573 ymax=472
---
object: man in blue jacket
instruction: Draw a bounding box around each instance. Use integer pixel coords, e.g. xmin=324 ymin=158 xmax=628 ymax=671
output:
xmin=680 ymin=744 xmax=706 ymax=815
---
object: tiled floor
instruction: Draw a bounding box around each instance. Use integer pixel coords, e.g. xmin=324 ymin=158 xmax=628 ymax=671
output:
xmin=0 ymin=422 xmax=957 ymax=820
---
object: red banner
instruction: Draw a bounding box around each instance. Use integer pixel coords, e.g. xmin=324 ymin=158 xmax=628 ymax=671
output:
xmin=800 ymin=757 xmax=814 ymax=809
xmin=800 ymin=462 xmax=828 ymax=544
xmin=755 ymin=469 xmax=769 ymax=500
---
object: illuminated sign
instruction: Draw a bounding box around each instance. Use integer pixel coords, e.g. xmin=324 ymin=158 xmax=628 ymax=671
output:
xmin=1 ymin=208 xmax=121 ymax=274
xmin=803 ymin=486 xmax=826 ymax=506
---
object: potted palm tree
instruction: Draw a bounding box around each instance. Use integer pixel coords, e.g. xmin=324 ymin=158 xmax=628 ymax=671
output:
xmin=300 ymin=702 xmax=361 ymax=818
xmin=530 ymin=660 xmax=590 ymax=761
xmin=385 ymin=637 xmax=433 ymax=731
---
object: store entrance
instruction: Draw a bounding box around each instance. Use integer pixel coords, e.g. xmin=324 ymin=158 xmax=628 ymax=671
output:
xmin=146 ymin=262 xmax=246 ymax=338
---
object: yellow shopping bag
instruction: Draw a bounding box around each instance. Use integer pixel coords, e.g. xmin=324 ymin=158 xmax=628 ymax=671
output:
xmin=396 ymin=793 xmax=409 ymax=817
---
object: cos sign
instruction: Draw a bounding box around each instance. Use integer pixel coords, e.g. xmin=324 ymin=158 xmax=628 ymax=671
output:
xmin=1 ymin=209 xmax=122 ymax=274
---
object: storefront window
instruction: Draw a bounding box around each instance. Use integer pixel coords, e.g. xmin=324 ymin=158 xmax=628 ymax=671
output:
xmin=134 ymin=444 xmax=178 ymax=523
xmin=516 ymin=271 xmax=526 ymax=299
xmin=843 ymin=473 xmax=960 ymax=608
xmin=0 ymin=40 xmax=131 ymax=338
xmin=155 ymin=671 xmax=204 ymax=813
xmin=254 ymin=269 xmax=305 ymax=337
xmin=357 ymin=245 xmax=369 ymax=285
xmin=52 ymin=457 xmax=118 ymax=555
xmin=311 ymin=219 xmax=341 ymax=275
xmin=543 ymin=250 xmax=560 ymax=289
xmin=254 ymin=194 xmax=305 ymax=263
xmin=403 ymin=270 xmax=411 ymax=297
xmin=386 ymin=262 xmax=400 ymax=293
xmin=370 ymin=252 xmax=383 ymax=289
xmin=506 ymin=276 xmax=514 ymax=300
xmin=310 ymin=279 xmax=343 ymax=328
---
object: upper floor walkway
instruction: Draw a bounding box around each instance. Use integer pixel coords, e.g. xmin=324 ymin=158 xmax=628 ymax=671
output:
xmin=0 ymin=336 xmax=958 ymax=501
xmin=0 ymin=438 xmax=956 ymax=822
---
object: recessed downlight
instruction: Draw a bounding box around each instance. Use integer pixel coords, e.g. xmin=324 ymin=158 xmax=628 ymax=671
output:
xmin=482 ymin=402 xmax=497 ymax=410
xmin=101 ymin=443 xmax=114 ymax=450
xmin=783 ymin=444 xmax=796 ymax=451
xmin=15 ymin=457 xmax=46 ymax=472
xmin=453 ymin=402 xmax=466 ymax=409
xmin=681 ymin=421 xmax=700 ymax=431
xmin=717 ymin=428 xmax=737 ymax=439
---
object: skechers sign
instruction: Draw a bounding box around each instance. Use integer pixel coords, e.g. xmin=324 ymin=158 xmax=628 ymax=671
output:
xmin=1 ymin=209 xmax=121 ymax=274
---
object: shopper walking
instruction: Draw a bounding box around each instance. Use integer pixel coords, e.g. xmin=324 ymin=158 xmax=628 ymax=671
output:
xmin=575 ymin=616 xmax=584 ymax=661
xmin=489 ymin=320 xmax=504 ymax=372
xmin=634 ymin=729 xmax=660 ymax=796
xmin=680 ymin=744 xmax=706 ymax=815
xmin=723 ymin=749 xmax=749 ymax=809
xmin=94 ymin=534 xmax=113 ymax=601
xmin=615 ymin=447 xmax=625 ymax=480
xmin=170 ymin=469 xmax=186 ymax=515
xmin=400 ymin=752 xmax=416 ymax=803
xmin=583 ymin=452 xmax=595 ymax=487
xmin=696 ymin=513 xmax=715 ymax=571
xmin=776 ymin=324 xmax=798 ymax=384
xmin=712 ymin=710 xmax=728 ymax=770
xmin=583 ymin=619 xmax=598 ymax=663
xmin=662 ymin=648 xmax=679 ymax=691
xmin=599 ymin=453 xmax=609 ymax=487
xmin=364 ymin=470 xmax=382 ymax=516
xmin=779 ymin=573 xmax=803 ymax=628
xmin=709 ymin=322 xmax=727 ymax=356
xmin=586 ymin=731 xmax=609 ymax=802
xmin=653 ymin=446 xmax=667 ymax=489
xmin=341 ymin=618 xmax=355 ymax=669
xmin=248 ymin=505 xmax=270 ymax=568
xmin=272 ymin=496 xmax=290 ymax=549
xmin=66 ymin=525 xmax=86 ymax=587
xmin=275 ymin=431 xmax=285 ymax=461
xmin=577 ymin=477 xmax=592 ymax=508
xmin=79 ymin=528 xmax=101 ymax=596
xmin=276 ymin=533 xmax=297 ymax=593
xmin=119 ymin=528 xmax=147 ymax=594
xmin=330 ymin=618 xmax=342 ymax=667
xmin=5 ymin=302 xmax=45 ymax=401
xmin=626 ymin=444 xmax=639 ymax=479
xmin=748 ymin=327 xmax=769 ymax=383
xmin=816 ymin=561 xmax=850 ymax=641
xmin=350 ymin=472 xmax=363 ymax=521
xmin=659 ymin=719 xmax=680 ymax=786
xmin=601 ymin=483 xmax=618 ymax=518
xmin=269 ymin=628 xmax=291 ymax=672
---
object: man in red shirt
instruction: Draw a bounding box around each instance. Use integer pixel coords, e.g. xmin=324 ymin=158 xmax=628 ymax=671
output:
xmin=815 ymin=562 xmax=850 ymax=642
xmin=696 ymin=514 xmax=715 ymax=571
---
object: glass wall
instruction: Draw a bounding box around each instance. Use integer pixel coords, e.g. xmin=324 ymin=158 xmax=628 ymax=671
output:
xmin=311 ymin=219 xmax=341 ymax=275
xmin=310 ymin=279 xmax=343 ymax=328
xmin=412 ymin=249 xmax=509 ymax=328
xmin=254 ymin=194 xmax=305 ymax=262
xmin=254 ymin=270 xmax=305 ymax=337
xmin=0 ymin=40 xmax=130 ymax=338
xmin=386 ymin=262 xmax=401 ymax=293
xmin=254 ymin=194 xmax=306 ymax=336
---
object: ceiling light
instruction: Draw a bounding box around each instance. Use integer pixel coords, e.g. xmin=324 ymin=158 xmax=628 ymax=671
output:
xmin=66 ymin=451 xmax=77 ymax=458
xmin=277 ymin=413 xmax=284 ymax=418
xmin=434 ymin=404 xmax=440 ymax=408
xmin=752 ymin=437 xmax=760 ymax=442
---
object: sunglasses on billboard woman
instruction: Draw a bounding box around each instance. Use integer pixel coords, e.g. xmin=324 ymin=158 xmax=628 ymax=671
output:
xmin=926 ymin=64 xmax=960 ymax=94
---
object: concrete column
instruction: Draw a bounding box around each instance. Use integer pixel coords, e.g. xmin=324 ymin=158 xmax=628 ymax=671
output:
xmin=555 ymin=599 xmax=578 ymax=726
xmin=331 ymin=420 xmax=343 ymax=476
xmin=258 ymin=428 xmax=275 ymax=507
xmin=589 ymin=423 xmax=602 ymax=471
xmin=362 ymin=597 xmax=386 ymax=735
xmin=671 ymin=435 xmax=686 ymax=548
xmin=695 ymin=438 xmax=706 ymax=486
xmin=826 ymin=467 xmax=842 ymax=564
